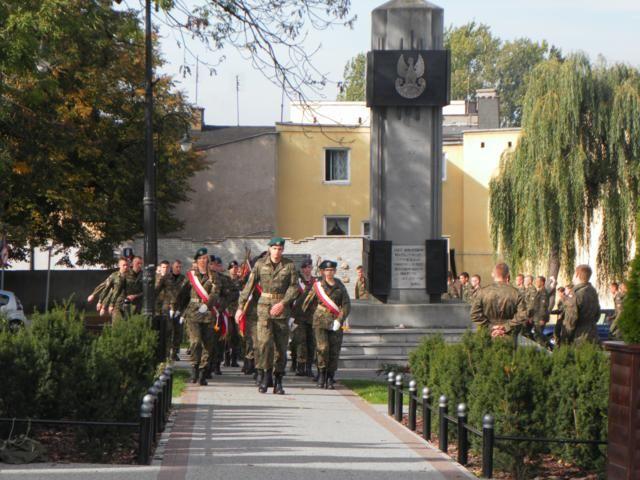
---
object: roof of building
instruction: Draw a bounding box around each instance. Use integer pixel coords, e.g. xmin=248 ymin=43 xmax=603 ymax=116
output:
xmin=194 ymin=126 xmax=276 ymax=150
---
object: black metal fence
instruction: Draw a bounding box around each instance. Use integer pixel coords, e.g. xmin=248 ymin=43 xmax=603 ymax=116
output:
xmin=0 ymin=366 xmax=174 ymax=465
xmin=386 ymin=372 xmax=607 ymax=478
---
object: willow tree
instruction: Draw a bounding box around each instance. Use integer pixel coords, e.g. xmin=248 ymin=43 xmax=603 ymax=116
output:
xmin=489 ymin=55 xmax=640 ymax=281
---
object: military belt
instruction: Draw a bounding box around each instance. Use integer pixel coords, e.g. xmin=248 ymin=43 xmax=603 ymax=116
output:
xmin=261 ymin=292 xmax=284 ymax=300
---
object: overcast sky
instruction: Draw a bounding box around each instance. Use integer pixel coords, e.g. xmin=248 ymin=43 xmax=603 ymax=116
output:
xmin=156 ymin=0 xmax=640 ymax=126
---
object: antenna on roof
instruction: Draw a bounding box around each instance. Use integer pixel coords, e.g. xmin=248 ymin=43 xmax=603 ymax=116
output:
xmin=195 ymin=56 xmax=199 ymax=105
xmin=236 ymin=75 xmax=240 ymax=126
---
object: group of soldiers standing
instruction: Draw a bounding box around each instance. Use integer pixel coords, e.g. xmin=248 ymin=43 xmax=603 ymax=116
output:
xmin=468 ymin=261 xmax=624 ymax=347
xmin=88 ymin=237 xmax=355 ymax=395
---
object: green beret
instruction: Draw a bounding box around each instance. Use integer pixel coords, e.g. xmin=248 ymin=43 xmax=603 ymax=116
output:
xmin=194 ymin=247 xmax=208 ymax=260
xmin=268 ymin=237 xmax=285 ymax=247
xmin=319 ymin=260 xmax=337 ymax=269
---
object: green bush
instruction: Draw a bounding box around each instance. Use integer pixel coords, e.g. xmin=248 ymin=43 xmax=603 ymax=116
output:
xmin=407 ymin=334 xmax=444 ymax=386
xmin=618 ymin=248 xmax=640 ymax=343
xmin=0 ymin=327 xmax=41 ymax=418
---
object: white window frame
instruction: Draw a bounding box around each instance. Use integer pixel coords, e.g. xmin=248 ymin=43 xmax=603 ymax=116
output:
xmin=361 ymin=220 xmax=370 ymax=238
xmin=324 ymin=215 xmax=351 ymax=236
xmin=323 ymin=147 xmax=351 ymax=185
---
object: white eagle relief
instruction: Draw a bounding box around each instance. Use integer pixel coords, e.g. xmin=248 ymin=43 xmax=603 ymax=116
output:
xmin=395 ymin=54 xmax=426 ymax=99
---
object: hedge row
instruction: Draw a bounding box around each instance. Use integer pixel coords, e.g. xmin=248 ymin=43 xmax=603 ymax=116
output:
xmin=408 ymin=330 xmax=609 ymax=478
xmin=0 ymin=306 xmax=157 ymax=422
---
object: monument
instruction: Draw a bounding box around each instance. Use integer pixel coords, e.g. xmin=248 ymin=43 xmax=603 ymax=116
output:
xmin=347 ymin=0 xmax=470 ymax=339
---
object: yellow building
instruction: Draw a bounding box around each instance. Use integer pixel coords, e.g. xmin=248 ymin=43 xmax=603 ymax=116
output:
xmin=276 ymin=101 xmax=522 ymax=284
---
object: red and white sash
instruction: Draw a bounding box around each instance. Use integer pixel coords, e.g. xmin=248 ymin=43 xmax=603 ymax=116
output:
xmin=313 ymin=280 xmax=341 ymax=317
xmin=187 ymin=270 xmax=210 ymax=304
xmin=298 ymin=278 xmax=306 ymax=294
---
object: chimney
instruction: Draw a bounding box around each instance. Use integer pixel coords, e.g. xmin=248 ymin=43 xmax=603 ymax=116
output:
xmin=191 ymin=107 xmax=204 ymax=132
xmin=476 ymin=88 xmax=499 ymax=129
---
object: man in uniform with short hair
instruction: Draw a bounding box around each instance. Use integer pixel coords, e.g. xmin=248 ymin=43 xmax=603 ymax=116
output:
xmin=530 ymin=276 xmax=550 ymax=346
xmin=470 ymin=274 xmax=481 ymax=299
xmin=224 ymin=260 xmax=243 ymax=368
xmin=470 ymin=262 xmax=527 ymax=337
xmin=98 ymin=257 xmax=128 ymax=322
xmin=292 ymin=258 xmax=315 ymax=377
xmin=459 ymin=272 xmax=472 ymax=302
xmin=354 ymin=265 xmax=369 ymax=300
xmin=236 ymin=238 xmax=299 ymax=395
xmin=156 ymin=259 xmax=189 ymax=360
xmin=560 ymin=265 xmax=600 ymax=345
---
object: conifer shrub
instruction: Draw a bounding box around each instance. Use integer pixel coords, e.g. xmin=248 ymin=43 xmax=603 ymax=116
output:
xmin=617 ymin=249 xmax=640 ymax=343
xmin=407 ymin=334 xmax=444 ymax=386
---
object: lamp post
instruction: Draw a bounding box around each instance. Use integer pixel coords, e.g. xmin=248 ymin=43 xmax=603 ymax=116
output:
xmin=142 ymin=0 xmax=156 ymax=319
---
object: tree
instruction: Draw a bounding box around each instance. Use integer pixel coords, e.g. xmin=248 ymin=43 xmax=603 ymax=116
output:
xmin=337 ymin=53 xmax=365 ymax=101
xmin=495 ymin=38 xmax=553 ymax=127
xmin=444 ymin=22 xmax=500 ymax=101
xmin=0 ymin=0 xmax=203 ymax=265
xmin=489 ymin=55 xmax=640 ymax=281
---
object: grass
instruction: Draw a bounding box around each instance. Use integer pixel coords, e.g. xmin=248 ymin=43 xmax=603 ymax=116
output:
xmin=172 ymin=368 xmax=191 ymax=398
xmin=340 ymin=379 xmax=409 ymax=405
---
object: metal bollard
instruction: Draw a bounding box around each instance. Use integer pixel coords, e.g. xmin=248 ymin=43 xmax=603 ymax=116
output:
xmin=147 ymin=385 xmax=159 ymax=442
xmin=408 ymin=380 xmax=417 ymax=431
xmin=457 ymin=403 xmax=468 ymax=465
xmin=164 ymin=366 xmax=173 ymax=410
xmin=138 ymin=395 xmax=154 ymax=464
xmin=438 ymin=395 xmax=448 ymax=452
xmin=394 ymin=374 xmax=404 ymax=422
xmin=159 ymin=373 xmax=170 ymax=420
xmin=154 ymin=379 xmax=165 ymax=432
xmin=422 ymin=387 xmax=431 ymax=441
xmin=387 ymin=372 xmax=396 ymax=416
xmin=482 ymin=414 xmax=495 ymax=479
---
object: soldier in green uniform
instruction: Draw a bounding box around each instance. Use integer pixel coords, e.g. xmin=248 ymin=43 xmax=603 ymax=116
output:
xmin=292 ymin=258 xmax=315 ymax=377
xmin=355 ymin=265 xmax=369 ymax=300
xmin=156 ymin=260 xmax=189 ymax=360
xmin=515 ymin=274 xmax=525 ymax=294
xmin=207 ymin=255 xmax=233 ymax=376
xmin=98 ymin=257 xmax=128 ymax=321
xmin=530 ymin=276 xmax=550 ymax=346
xmin=444 ymin=272 xmax=460 ymax=300
xmin=470 ymin=262 xmax=527 ymax=337
xmin=470 ymin=274 xmax=481 ymax=300
xmin=236 ymin=238 xmax=299 ymax=395
xmin=178 ymin=248 xmax=220 ymax=385
xmin=459 ymin=272 xmax=472 ymax=303
xmin=105 ymin=256 xmax=144 ymax=320
xmin=302 ymin=260 xmax=350 ymax=389
xmin=224 ymin=260 xmax=242 ymax=368
xmin=609 ymin=282 xmax=626 ymax=339
xmin=560 ymin=265 xmax=601 ymax=345
xmin=243 ymin=252 xmax=267 ymax=381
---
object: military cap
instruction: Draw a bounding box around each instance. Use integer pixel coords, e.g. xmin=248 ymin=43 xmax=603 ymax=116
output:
xmin=228 ymin=260 xmax=239 ymax=270
xmin=194 ymin=247 xmax=208 ymax=260
xmin=122 ymin=247 xmax=134 ymax=259
xmin=300 ymin=258 xmax=313 ymax=268
xmin=268 ymin=237 xmax=286 ymax=247
xmin=209 ymin=254 xmax=222 ymax=264
xmin=319 ymin=260 xmax=337 ymax=270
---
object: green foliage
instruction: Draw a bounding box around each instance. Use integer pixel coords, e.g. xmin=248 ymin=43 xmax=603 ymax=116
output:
xmin=490 ymin=56 xmax=640 ymax=282
xmin=337 ymin=53 xmax=365 ymax=101
xmin=0 ymin=0 xmax=204 ymax=265
xmin=0 ymin=307 xmax=157 ymax=422
xmin=617 ymin=242 xmax=640 ymax=343
xmin=408 ymin=332 xmax=609 ymax=478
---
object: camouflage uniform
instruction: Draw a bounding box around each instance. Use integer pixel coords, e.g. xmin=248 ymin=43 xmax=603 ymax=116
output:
xmin=355 ymin=277 xmax=369 ymax=300
xmin=530 ymin=288 xmax=550 ymax=346
xmin=470 ymin=282 xmax=527 ymax=334
xmin=102 ymin=271 xmax=129 ymax=323
xmin=237 ymin=256 xmax=299 ymax=375
xmin=292 ymin=276 xmax=315 ymax=375
xmin=461 ymin=283 xmax=473 ymax=303
xmin=561 ymin=282 xmax=600 ymax=345
xmin=609 ymin=291 xmax=625 ymax=339
xmin=303 ymin=278 xmax=350 ymax=387
xmin=206 ymin=270 xmax=233 ymax=373
xmin=224 ymin=275 xmax=243 ymax=366
xmin=156 ymin=271 xmax=188 ymax=358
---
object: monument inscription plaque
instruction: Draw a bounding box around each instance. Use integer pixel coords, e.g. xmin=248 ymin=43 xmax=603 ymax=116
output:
xmin=391 ymin=245 xmax=426 ymax=289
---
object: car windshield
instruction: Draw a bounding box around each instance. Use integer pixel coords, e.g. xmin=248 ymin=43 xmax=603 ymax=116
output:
xmin=0 ymin=294 xmax=9 ymax=307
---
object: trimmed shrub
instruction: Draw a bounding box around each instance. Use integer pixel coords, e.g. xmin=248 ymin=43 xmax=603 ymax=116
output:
xmin=407 ymin=334 xmax=444 ymax=386
xmin=618 ymin=248 xmax=640 ymax=343
xmin=0 ymin=327 xmax=41 ymax=418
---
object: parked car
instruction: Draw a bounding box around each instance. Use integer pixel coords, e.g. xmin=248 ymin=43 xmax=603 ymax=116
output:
xmin=542 ymin=309 xmax=613 ymax=346
xmin=0 ymin=289 xmax=30 ymax=331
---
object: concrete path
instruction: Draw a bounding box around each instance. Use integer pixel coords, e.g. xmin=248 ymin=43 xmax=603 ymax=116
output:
xmin=0 ymin=369 xmax=473 ymax=480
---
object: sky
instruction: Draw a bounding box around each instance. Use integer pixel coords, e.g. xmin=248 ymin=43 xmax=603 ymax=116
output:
xmin=155 ymin=0 xmax=640 ymax=126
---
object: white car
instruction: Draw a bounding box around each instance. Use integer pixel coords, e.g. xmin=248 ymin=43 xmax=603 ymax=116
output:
xmin=0 ymin=290 xmax=30 ymax=330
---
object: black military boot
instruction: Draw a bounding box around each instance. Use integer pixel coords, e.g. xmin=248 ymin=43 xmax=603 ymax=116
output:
xmin=198 ymin=368 xmax=208 ymax=386
xmin=295 ymin=362 xmax=306 ymax=377
xmin=259 ymin=370 xmax=273 ymax=394
xmin=256 ymin=368 xmax=264 ymax=386
xmin=247 ymin=358 xmax=256 ymax=374
xmin=231 ymin=350 xmax=240 ymax=367
xmin=273 ymin=373 xmax=285 ymax=395
xmin=223 ymin=351 xmax=231 ymax=367
xmin=214 ymin=361 xmax=223 ymax=375
xmin=326 ymin=371 xmax=335 ymax=390
xmin=317 ymin=368 xmax=327 ymax=389
xmin=190 ymin=366 xmax=199 ymax=384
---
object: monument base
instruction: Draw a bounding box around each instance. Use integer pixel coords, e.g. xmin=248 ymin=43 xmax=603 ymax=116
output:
xmin=349 ymin=300 xmax=470 ymax=329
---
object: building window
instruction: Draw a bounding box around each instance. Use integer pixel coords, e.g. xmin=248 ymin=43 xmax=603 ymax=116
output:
xmin=442 ymin=151 xmax=448 ymax=182
xmin=325 ymin=216 xmax=350 ymax=235
xmin=324 ymin=148 xmax=349 ymax=183
xmin=480 ymin=142 xmax=485 ymax=148
xmin=508 ymin=141 xmax=513 ymax=148
xmin=362 ymin=221 xmax=370 ymax=237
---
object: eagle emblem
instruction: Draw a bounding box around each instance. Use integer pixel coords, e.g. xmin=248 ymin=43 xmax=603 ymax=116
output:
xmin=395 ymin=54 xmax=426 ymax=99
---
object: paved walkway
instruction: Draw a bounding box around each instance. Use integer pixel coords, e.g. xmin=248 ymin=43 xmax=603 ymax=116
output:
xmin=0 ymin=369 xmax=473 ymax=480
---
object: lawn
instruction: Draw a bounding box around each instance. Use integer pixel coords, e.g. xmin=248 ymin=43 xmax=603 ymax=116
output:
xmin=172 ymin=368 xmax=191 ymax=398
xmin=340 ymin=379 xmax=409 ymax=405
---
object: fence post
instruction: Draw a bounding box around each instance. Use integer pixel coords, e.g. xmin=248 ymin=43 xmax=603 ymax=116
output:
xmin=387 ymin=372 xmax=395 ymax=417
xmin=164 ymin=366 xmax=173 ymax=410
xmin=422 ymin=387 xmax=431 ymax=441
xmin=457 ymin=403 xmax=468 ymax=465
xmin=159 ymin=374 xmax=169 ymax=421
xmin=394 ymin=374 xmax=404 ymax=422
xmin=439 ymin=395 xmax=448 ymax=453
xmin=138 ymin=395 xmax=154 ymax=465
xmin=147 ymin=385 xmax=159 ymax=442
xmin=154 ymin=379 xmax=165 ymax=432
xmin=408 ymin=380 xmax=417 ymax=431
xmin=482 ymin=414 xmax=495 ymax=479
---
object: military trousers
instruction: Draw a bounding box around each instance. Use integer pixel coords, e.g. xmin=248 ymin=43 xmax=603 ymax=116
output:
xmin=164 ymin=312 xmax=175 ymax=359
xmin=294 ymin=322 xmax=314 ymax=364
xmin=256 ymin=312 xmax=289 ymax=374
xmin=243 ymin=316 xmax=257 ymax=360
xmin=187 ymin=320 xmax=214 ymax=370
xmin=314 ymin=327 xmax=343 ymax=372
xmin=172 ymin=315 xmax=184 ymax=355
